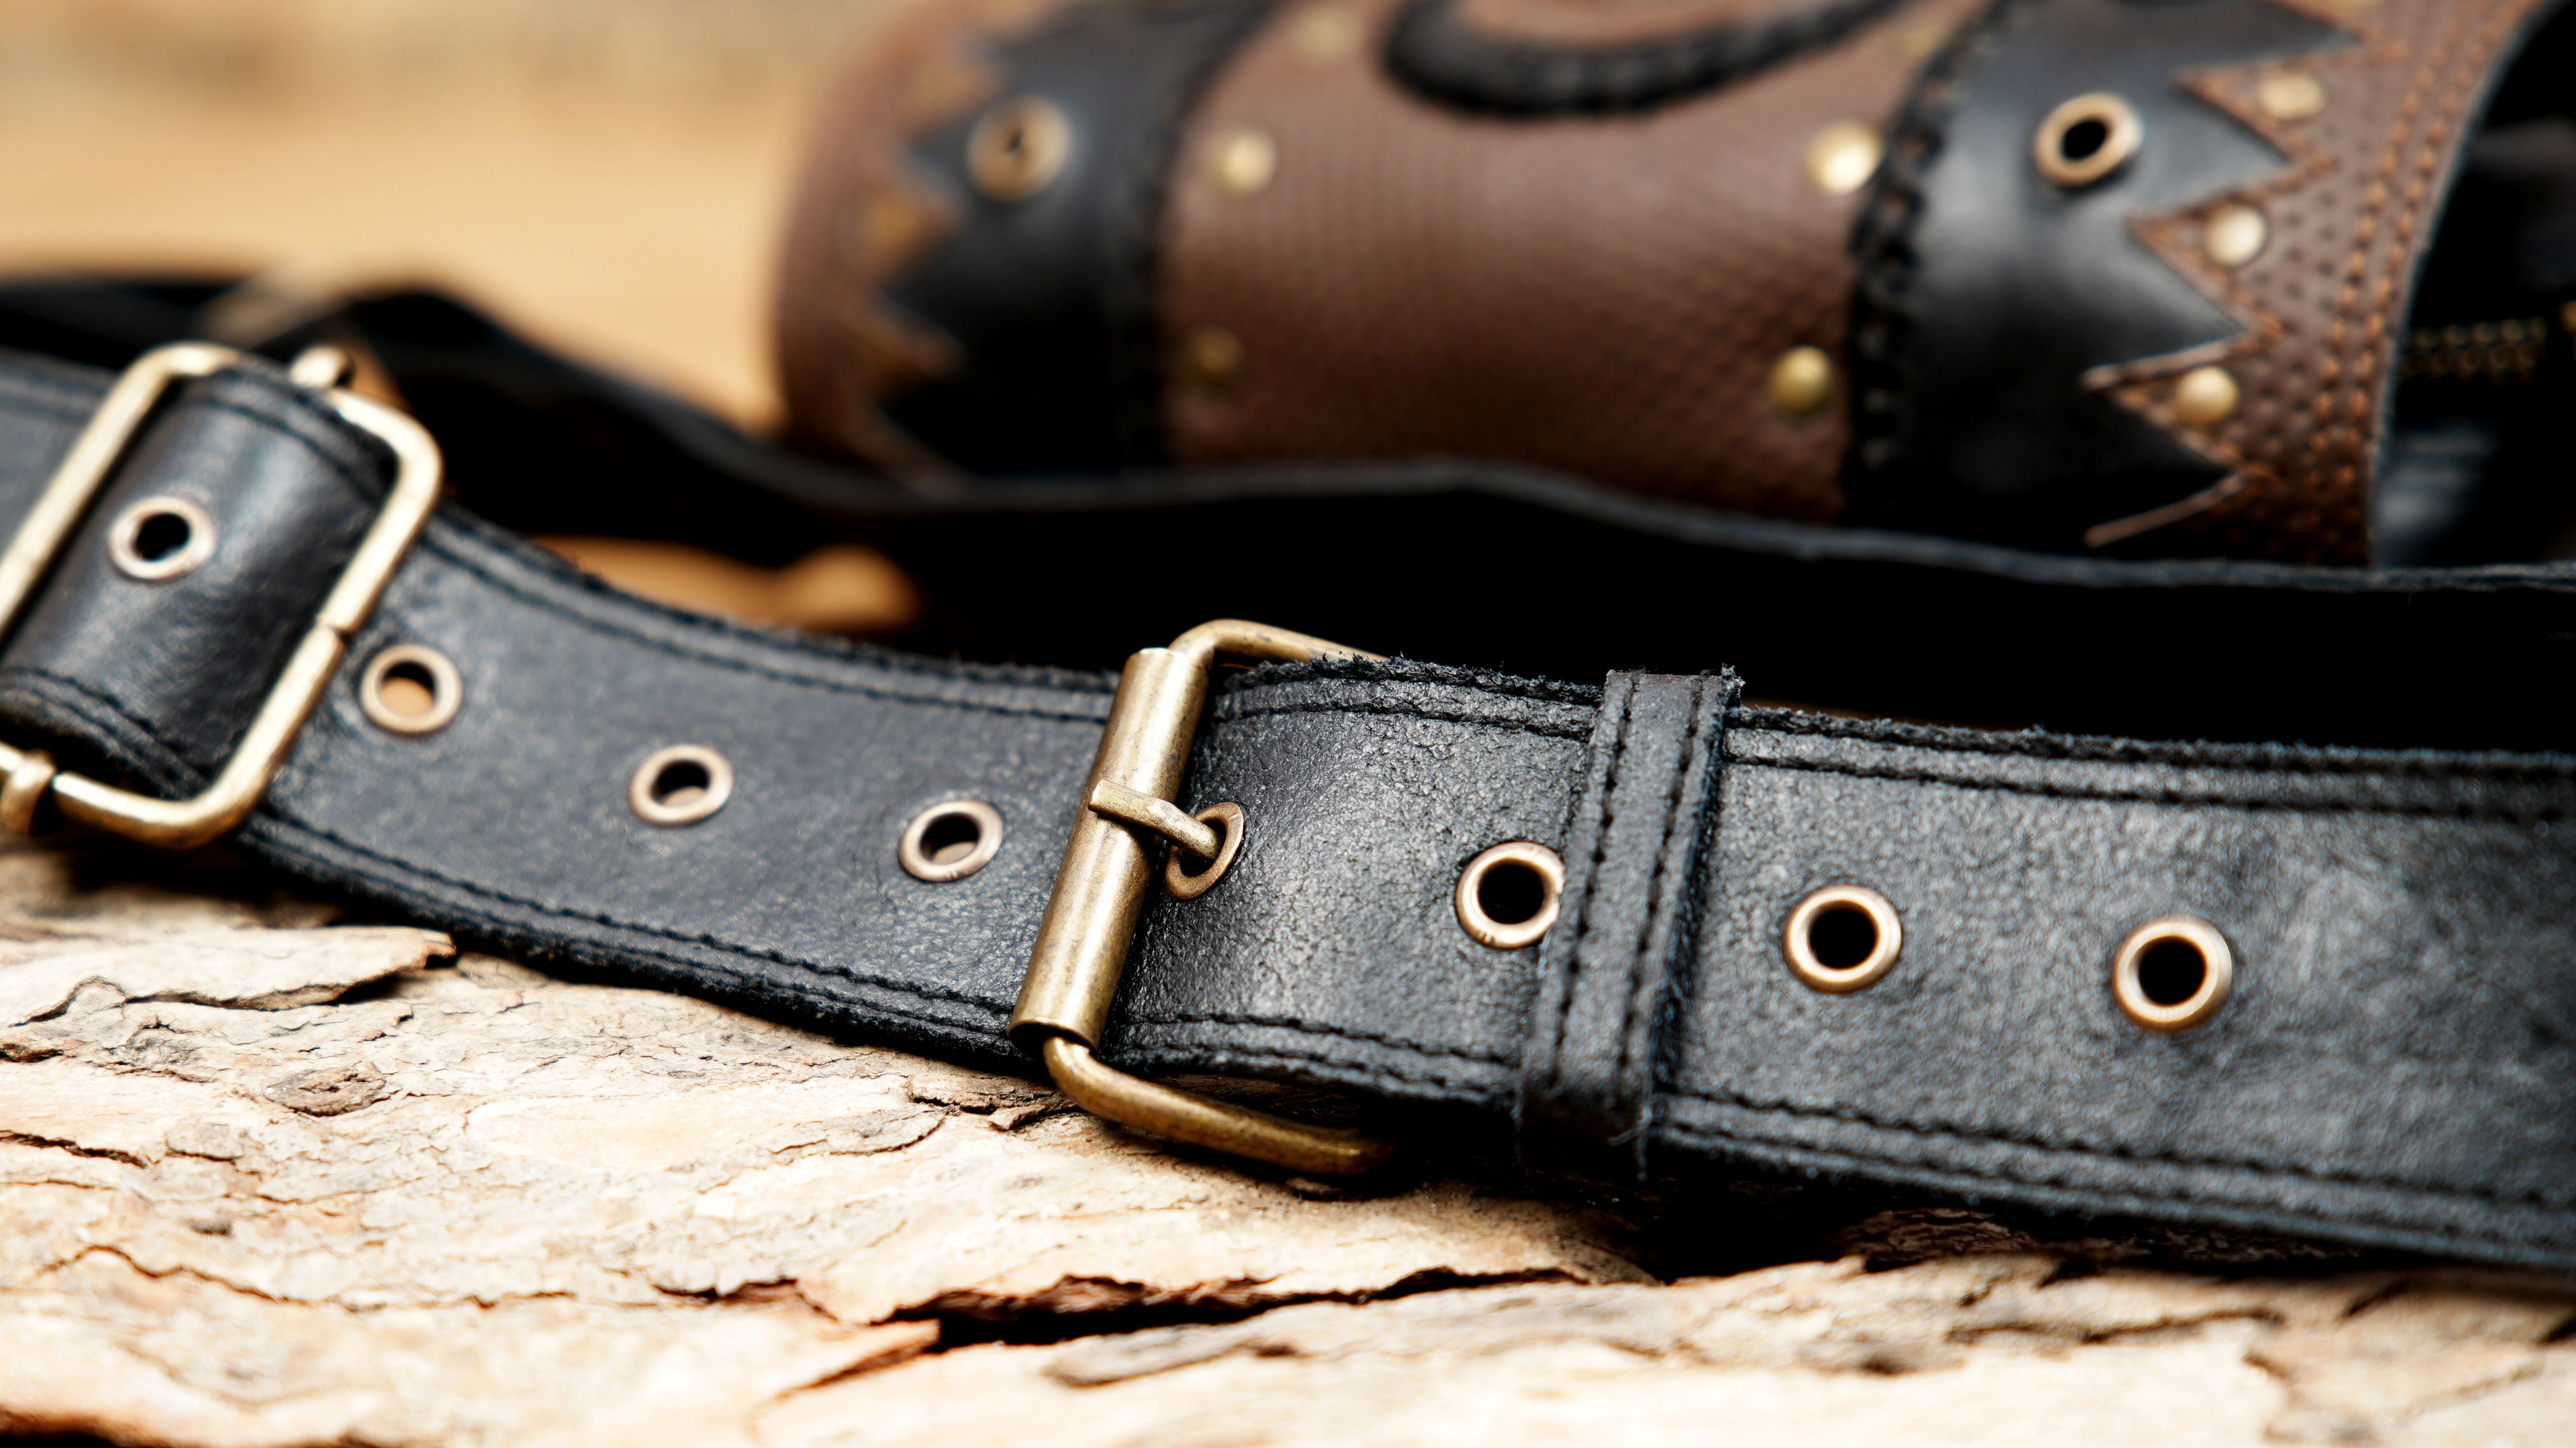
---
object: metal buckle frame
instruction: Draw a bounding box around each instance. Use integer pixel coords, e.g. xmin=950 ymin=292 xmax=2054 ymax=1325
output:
xmin=0 ymin=342 xmax=443 ymax=848
xmin=1014 ymin=620 xmax=1397 ymax=1176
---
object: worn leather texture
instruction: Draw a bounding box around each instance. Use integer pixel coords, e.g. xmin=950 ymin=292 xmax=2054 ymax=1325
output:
xmin=1850 ymin=0 xmax=2570 ymax=561
xmin=3 ymin=347 xmax=2576 ymax=1267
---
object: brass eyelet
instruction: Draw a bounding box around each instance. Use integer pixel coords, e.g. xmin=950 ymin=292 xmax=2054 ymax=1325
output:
xmin=2110 ymin=916 xmax=2233 ymax=1033
xmin=107 ymin=497 xmax=217 ymax=582
xmin=1783 ymin=884 xmax=1902 ymax=994
xmin=967 ymin=97 xmax=1072 ymax=203
xmin=1163 ymin=800 xmax=1245 ymax=900
xmin=1454 ymin=841 xmax=1564 ymax=951
xmin=900 ymin=799 xmax=1003 ymax=882
xmin=2034 ymin=92 xmax=2142 ymax=188
xmin=629 ymin=745 xmax=732 ymax=827
xmin=357 ymin=644 xmax=462 ymax=736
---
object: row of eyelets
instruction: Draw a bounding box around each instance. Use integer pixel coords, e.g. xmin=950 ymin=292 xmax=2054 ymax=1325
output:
xmin=1780 ymin=884 xmax=2236 ymax=1032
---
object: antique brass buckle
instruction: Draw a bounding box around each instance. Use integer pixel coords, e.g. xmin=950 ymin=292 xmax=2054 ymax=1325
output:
xmin=1013 ymin=619 xmax=1397 ymax=1176
xmin=0 ymin=342 xmax=443 ymax=848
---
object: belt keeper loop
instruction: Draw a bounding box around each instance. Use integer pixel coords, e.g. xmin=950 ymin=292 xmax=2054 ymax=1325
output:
xmin=1515 ymin=670 xmax=1736 ymax=1183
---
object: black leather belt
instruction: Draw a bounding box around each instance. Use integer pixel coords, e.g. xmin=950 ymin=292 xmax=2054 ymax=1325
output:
xmin=4 ymin=339 xmax=2575 ymax=1271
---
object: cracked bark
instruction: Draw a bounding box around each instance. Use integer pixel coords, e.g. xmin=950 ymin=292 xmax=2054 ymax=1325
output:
xmin=1 ymin=835 xmax=2571 ymax=1447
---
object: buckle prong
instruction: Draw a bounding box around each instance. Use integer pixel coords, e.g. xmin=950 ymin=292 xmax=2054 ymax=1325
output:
xmin=0 ymin=343 xmax=443 ymax=848
xmin=1014 ymin=619 xmax=1396 ymax=1176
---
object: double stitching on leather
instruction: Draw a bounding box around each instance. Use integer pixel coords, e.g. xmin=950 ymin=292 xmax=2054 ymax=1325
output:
xmin=1516 ymin=671 xmax=1735 ymax=1181
xmin=1383 ymin=0 xmax=1905 ymax=116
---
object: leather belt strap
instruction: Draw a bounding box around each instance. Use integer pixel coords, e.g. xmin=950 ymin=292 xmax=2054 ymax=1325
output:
xmin=3 ymin=346 xmax=2574 ymax=1269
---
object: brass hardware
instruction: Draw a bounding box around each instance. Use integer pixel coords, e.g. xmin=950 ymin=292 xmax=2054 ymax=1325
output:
xmin=107 ymin=497 xmax=217 ymax=582
xmin=1164 ymin=800 xmax=1245 ymax=901
xmin=1015 ymin=619 xmax=1393 ymax=1176
xmin=0 ymin=751 xmax=57 ymax=836
xmin=288 ymin=344 xmax=356 ymax=391
xmin=1453 ymin=841 xmax=1564 ymax=951
xmin=2256 ymin=71 xmax=2326 ymax=122
xmin=1768 ymin=345 xmax=1837 ymax=418
xmin=899 ymin=798 xmax=1003 ymax=882
xmin=1090 ymin=779 xmax=1221 ymax=859
xmin=2203 ymin=203 xmax=2269 ymax=269
xmin=1783 ymin=884 xmax=1902 ymax=994
xmin=2034 ymin=92 xmax=2142 ymax=188
xmin=1289 ymin=3 xmax=1365 ymax=62
xmin=628 ymin=744 xmax=732 ymax=826
xmin=2173 ymin=365 xmax=2241 ymax=427
xmin=1804 ymin=119 xmax=1882 ymax=198
xmin=1179 ymin=325 xmax=1245 ymax=391
xmin=1207 ymin=128 xmax=1278 ymax=198
xmin=967 ymin=97 xmax=1073 ymax=203
xmin=2111 ymin=916 xmax=2234 ymax=1032
xmin=358 ymin=644 xmax=463 ymax=737
xmin=0 ymin=342 xmax=443 ymax=849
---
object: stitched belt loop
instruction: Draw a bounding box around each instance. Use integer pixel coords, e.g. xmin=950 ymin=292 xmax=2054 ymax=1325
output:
xmin=1516 ymin=669 xmax=1737 ymax=1183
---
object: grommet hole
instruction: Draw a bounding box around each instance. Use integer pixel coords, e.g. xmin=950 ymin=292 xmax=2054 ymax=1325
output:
xmin=1475 ymin=859 xmax=1547 ymax=927
xmin=900 ymin=800 xmax=1004 ymax=882
xmin=107 ymin=496 xmax=217 ymax=582
xmin=1803 ymin=902 xmax=1880 ymax=971
xmin=2133 ymin=936 xmax=2208 ymax=1008
xmin=918 ymin=809 xmax=985 ymax=867
xmin=627 ymin=745 xmax=733 ymax=827
xmin=2056 ymin=117 xmax=2110 ymax=165
xmin=1454 ymin=841 xmax=1565 ymax=951
xmin=130 ymin=510 xmax=195 ymax=564
xmin=358 ymin=644 xmax=463 ymax=736
xmin=1172 ymin=815 xmax=1228 ymax=884
xmin=647 ymin=760 xmax=713 ymax=810
xmin=1782 ymin=884 xmax=1902 ymax=994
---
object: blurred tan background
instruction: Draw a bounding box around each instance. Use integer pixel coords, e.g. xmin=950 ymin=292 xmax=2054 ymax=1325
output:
xmin=0 ymin=0 xmax=912 ymax=428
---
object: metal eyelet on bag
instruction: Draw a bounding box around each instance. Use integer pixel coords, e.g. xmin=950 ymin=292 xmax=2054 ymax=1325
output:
xmin=967 ymin=98 xmax=1072 ymax=203
xmin=107 ymin=497 xmax=217 ymax=582
xmin=1783 ymin=884 xmax=1902 ymax=994
xmin=2111 ymin=915 xmax=2233 ymax=1032
xmin=1454 ymin=841 xmax=1564 ymax=950
xmin=629 ymin=745 xmax=732 ymax=827
xmin=2034 ymin=92 xmax=2143 ymax=188
xmin=900 ymin=799 xmax=1003 ymax=882
xmin=358 ymin=644 xmax=462 ymax=736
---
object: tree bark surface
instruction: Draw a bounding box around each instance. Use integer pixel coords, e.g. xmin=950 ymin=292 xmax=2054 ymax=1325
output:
xmin=1 ymin=837 xmax=2570 ymax=1447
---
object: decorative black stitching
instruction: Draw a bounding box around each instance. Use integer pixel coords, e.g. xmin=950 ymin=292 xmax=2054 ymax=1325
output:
xmin=1383 ymin=0 xmax=1904 ymax=116
xmin=1661 ymin=1089 xmax=2575 ymax=1214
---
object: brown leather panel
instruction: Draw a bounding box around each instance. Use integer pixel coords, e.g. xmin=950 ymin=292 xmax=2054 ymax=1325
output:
xmin=774 ymin=0 xmax=1069 ymax=473
xmin=1160 ymin=0 xmax=1982 ymax=519
xmin=2088 ymin=0 xmax=2559 ymax=564
xmin=1454 ymin=0 xmax=1856 ymax=47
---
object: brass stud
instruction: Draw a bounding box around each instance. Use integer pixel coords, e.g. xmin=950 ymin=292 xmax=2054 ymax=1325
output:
xmin=1768 ymin=345 xmax=1837 ymax=417
xmin=1206 ymin=128 xmax=1278 ymax=198
xmin=107 ymin=497 xmax=217 ymax=582
xmin=1454 ymin=841 xmax=1564 ymax=951
xmin=2173 ymin=365 xmax=2241 ymax=427
xmin=899 ymin=799 xmax=1003 ymax=883
xmin=358 ymin=644 xmax=464 ymax=737
xmin=2110 ymin=916 xmax=2234 ymax=1033
xmin=1805 ymin=119 xmax=1884 ymax=198
xmin=2255 ymin=71 xmax=2327 ymax=122
xmin=1164 ymin=800 xmax=1245 ymax=901
xmin=1782 ymin=885 xmax=1903 ymax=995
xmin=1179 ymin=325 xmax=1245 ymax=391
xmin=1288 ymin=3 xmax=1364 ymax=63
xmin=966 ymin=97 xmax=1073 ymax=203
xmin=2033 ymin=92 xmax=2143 ymax=188
xmin=628 ymin=745 xmax=733 ymax=828
xmin=2203 ymin=203 xmax=2269 ymax=269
